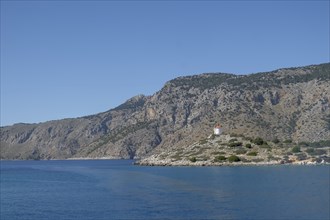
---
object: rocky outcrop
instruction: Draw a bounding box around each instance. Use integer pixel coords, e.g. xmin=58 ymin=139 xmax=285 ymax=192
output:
xmin=135 ymin=134 xmax=330 ymax=166
xmin=1 ymin=63 xmax=330 ymax=160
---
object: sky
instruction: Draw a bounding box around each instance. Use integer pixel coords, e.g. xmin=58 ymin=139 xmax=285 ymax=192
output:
xmin=1 ymin=0 xmax=329 ymax=126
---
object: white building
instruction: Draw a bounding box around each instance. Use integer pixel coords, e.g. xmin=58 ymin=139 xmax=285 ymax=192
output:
xmin=214 ymin=124 xmax=222 ymax=135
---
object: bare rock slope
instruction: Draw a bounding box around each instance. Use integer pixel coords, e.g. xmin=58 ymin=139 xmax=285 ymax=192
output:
xmin=1 ymin=63 xmax=330 ymax=160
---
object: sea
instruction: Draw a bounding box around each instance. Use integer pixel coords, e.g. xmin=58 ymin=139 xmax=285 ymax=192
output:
xmin=0 ymin=160 xmax=329 ymax=220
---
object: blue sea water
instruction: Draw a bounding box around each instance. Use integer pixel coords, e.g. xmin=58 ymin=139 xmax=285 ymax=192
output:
xmin=0 ymin=160 xmax=329 ymax=220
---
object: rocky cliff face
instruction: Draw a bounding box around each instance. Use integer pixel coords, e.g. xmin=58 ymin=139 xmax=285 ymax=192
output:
xmin=1 ymin=63 xmax=330 ymax=160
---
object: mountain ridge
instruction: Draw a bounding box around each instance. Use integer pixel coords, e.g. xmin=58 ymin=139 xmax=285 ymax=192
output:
xmin=1 ymin=63 xmax=330 ymax=160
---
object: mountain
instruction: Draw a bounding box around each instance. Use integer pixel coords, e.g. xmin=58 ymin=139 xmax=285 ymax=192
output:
xmin=1 ymin=63 xmax=330 ymax=160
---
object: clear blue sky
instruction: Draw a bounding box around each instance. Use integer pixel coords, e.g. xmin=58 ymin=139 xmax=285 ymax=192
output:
xmin=1 ymin=0 xmax=329 ymax=126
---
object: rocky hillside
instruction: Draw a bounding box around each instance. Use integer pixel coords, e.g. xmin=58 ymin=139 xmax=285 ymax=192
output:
xmin=1 ymin=63 xmax=330 ymax=160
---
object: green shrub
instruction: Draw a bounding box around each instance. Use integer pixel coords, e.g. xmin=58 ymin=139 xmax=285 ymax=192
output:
xmin=291 ymin=146 xmax=301 ymax=153
xmin=253 ymin=137 xmax=264 ymax=145
xmin=228 ymin=155 xmax=241 ymax=162
xmin=247 ymin=151 xmax=258 ymax=156
xmin=229 ymin=142 xmax=243 ymax=147
xmin=284 ymin=139 xmax=293 ymax=143
xmin=272 ymin=138 xmax=280 ymax=144
xmin=245 ymin=143 xmax=252 ymax=148
xmin=245 ymin=137 xmax=253 ymax=142
xmin=214 ymin=155 xmax=226 ymax=162
xmin=189 ymin=157 xmax=197 ymax=162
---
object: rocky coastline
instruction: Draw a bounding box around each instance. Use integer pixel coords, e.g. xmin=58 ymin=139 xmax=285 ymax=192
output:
xmin=135 ymin=134 xmax=330 ymax=167
xmin=135 ymin=158 xmax=329 ymax=166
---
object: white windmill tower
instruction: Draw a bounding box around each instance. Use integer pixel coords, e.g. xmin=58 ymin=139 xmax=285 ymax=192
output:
xmin=214 ymin=123 xmax=222 ymax=136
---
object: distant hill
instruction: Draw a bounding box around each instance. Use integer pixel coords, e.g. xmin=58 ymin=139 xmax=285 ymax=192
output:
xmin=1 ymin=63 xmax=329 ymax=160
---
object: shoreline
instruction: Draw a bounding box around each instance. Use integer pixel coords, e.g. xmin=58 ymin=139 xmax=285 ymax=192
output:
xmin=0 ymin=157 xmax=124 ymax=161
xmin=134 ymin=159 xmax=330 ymax=167
xmin=134 ymin=157 xmax=330 ymax=168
